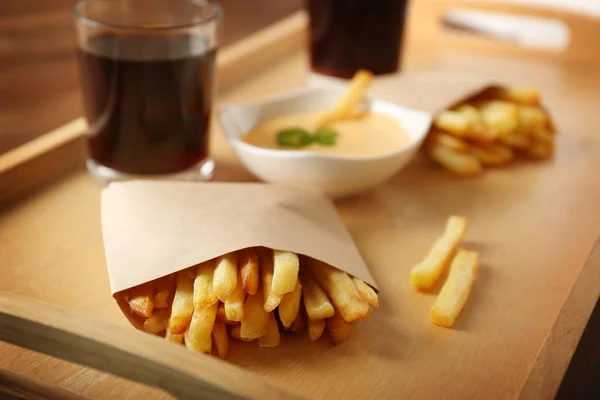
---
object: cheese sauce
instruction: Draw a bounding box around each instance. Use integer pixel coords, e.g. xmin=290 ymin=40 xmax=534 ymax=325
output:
xmin=242 ymin=111 xmax=411 ymax=157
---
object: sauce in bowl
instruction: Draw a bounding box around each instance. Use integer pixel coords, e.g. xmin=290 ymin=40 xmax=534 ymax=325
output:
xmin=241 ymin=111 xmax=411 ymax=157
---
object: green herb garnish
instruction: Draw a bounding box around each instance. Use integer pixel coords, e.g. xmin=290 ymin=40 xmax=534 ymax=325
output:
xmin=313 ymin=127 xmax=339 ymax=146
xmin=276 ymin=127 xmax=339 ymax=148
xmin=276 ymin=128 xmax=314 ymax=148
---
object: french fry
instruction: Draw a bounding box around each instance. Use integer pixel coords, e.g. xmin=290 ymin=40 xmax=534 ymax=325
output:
xmin=194 ymin=259 xmax=218 ymax=309
xmin=469 ymin=142 xmax=514 ymax=166
xmin=216 ymin=302 xmax=239 ymax=325
xmin=433 ymin=110 xmax=470 ymax=136
xmin=231 ymin=325 xmax=253 ymax=342
xmin=479 ymin=100 xmax=519 ymax=138
xmin=153 ymin=276 xmax=173 ymax=309
xmin=184 ymin=302 xmax=218 ymax=353
xmin=239 ymin=247 xmax=259 ymax=295
xmin=258 ymin=248 xmax=282 ymax=312
xmin=455 ymin=105 xmax=487 ymax=139
xmin=258 ymin=313 xmax=281 ymax=347
xmin=143 ymin=309 xmax=170 ymax=334
xmin=169 ymin=269 xmax=195 ymax=334
xmin=272 ymin=250 xmax=299 ymax=296
xmin=428 ymin=143 xmax=483 ymax=176
xmin=126 ymin=282 xmax=154 ymax=318
xmin=301 ymin=273 xmax=335 ymax=320
xmin=308 ymin=260 xmax=369 ymax=324
xmin=212 ymin=322 xmax=229 ymax=358
xmin=319 ymin=69 xmax=373 ymax=127
xmin=213 ymin=253 xmax=238 ymax=302
xmin=518 ymin=105 xmax=547 ymax=134
xmin=240 ymin=287 xmax=270 ymax=339
xmin=431 ymin=248 xmax=479 ymax=327
xmin=327 ymin=312 xmax=351 ymax=345
xmin=497 ymin=132 xmax=531 ymax=150
xmin=165 ymin=329 xmax=184 ymax=344
xmin=225 ymin=269 xmax=246 ymax=322
xmin=429 ymin=131 xmax=469 ymax=152
xmin=364 ymin=307 xmax=372 ymax=320
xmin=278 ymin=280 xmax=302 ymax=328
xmin=352 ymin=278 xmax=379 ymax=308
xmin=289 ymin=312 xmax=305 ymax=334
xmin=410 ymin=216 xmax=467 ymax=290
xmin=307 ymin=317 xmax=326 ymax=342
xmin=496 ymin=86 xmax=540 ymax=106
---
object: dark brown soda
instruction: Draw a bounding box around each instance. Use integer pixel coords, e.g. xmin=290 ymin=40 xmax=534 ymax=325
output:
xmin=77 ymin=34 xmax=215 ymax=175
xmin=307 ymin=0 xmax=408 ymax=79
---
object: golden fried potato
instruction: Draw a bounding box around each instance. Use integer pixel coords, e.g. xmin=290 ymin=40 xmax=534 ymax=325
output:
xmin=224 ymin=269 xmax=246 ymax=322
xmin=212 ymin=322 xmax=229 ymax=358
xmin=169 ymin=269 xmax=195 ymax=334
xmin=126 ymin=282 xmax=154 ymax=318
xmin=498 ymin=132 xmax=531 ymax=150
xmin=431 ymin=248 xmax=479 ymax=327
xmin=327 ymin=312 xmax=351 ymax=345
xmin=184 ymin=302 xmax=218 ymax=353
xmin=469 ymin=142 xmax=514 ymax=166
xmin=278 ymin=280 xmax=302 ymax=328
xmin=258 ymin=313 xmax=281 ymax=347
xmin=213 ymin=253 xmax=238 ymax=302
xmin=309 ymin=259 xmax=369 ymax=324
xmin=479 ymin=101 xmax=519 ymax=138
xmin=428 ymin=143 xmax=483 ymax=176
xmin=239 ymin=247 xmax=259 ymax=295
xmin=352 ymin=278 xmax=379 ymax=308
xmin=240 ymin=287 xmax=269 ymax=339
xmin=410 ymin=216 xmax=467 ymax=290
xmin=272 ymin=250 xmax=300 ymax=296
xmin=307 ymin=317 xmax=326 ymax=342
xmin=301 ymin=273 xmax=335 ymax=320
xmin=143 ymin=309 xmax=170 ymax=334
xmin=429 ymin=131 xmax=469 ymax=152
xmin=258 ymin=248 xmax=282 ymax=312
xmin=194 ymin=259 xmax=218 ymax=310
xmin=319 ymin=69 xmax=373 ymax=126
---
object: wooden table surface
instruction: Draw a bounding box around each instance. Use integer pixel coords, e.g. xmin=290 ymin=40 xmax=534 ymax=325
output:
xmin=0 ymin=0 xmax=302 ymax=156
xmin=2 ymin=1 xmax=600 ymax=399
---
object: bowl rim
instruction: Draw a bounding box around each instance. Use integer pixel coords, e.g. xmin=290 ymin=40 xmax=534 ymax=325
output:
xmin=218 ymin=86 xmax=433 ymax=162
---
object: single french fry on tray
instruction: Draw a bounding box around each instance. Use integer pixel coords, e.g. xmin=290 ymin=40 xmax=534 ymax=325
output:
xmin=184 ymin=302 xmax=218 ymax=353
xmin=278 ymin=280 xmax=302 ymax=328
xmin=327 ymin=311 xmax=351 ymax=345
xmin=213 ymin=252 xmax=238 ymax=302
xmin=318 ymin=69 xmax=373 ymax=127
xmin=212 ymin=322 xmax=229 ymax=358
xmin=353 ymin=277 xmax=379 ymax=308
xmin=239 ymin=247 xmax=259 ymax=295
xmin=431 ymin=248 xmax=479 ymax=327
xmin=272 ymin=250 xmax=300 ymax=296
xmin=240 ymin=287 xmax=270 ymax=339
xmin=126 ymin=282 xmax=154 ymax=318
xmin=259 ymin=313 xmax=281 ymax=348
xmin=411 ymin=216 xmax=467 ymax=290
xmin=194 ymin=259 xmax=218 ymax=309
xmin=143 ymin=309 xmax=170 ymax=334
xmin=309 ymin=259 xmax=369 ymax=324
xmin=301 ymin=273 xmax=335 ymax=320
xmin=307 ymin=317 xmax=326 ymax=342
xmin=258 ymin=248 xmax=282 ymax=312
xmin=169 ymin=269 xmax=195 ymax=334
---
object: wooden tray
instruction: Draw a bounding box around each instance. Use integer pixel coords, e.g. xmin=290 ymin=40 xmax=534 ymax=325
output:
xmin=2 ymin=2 xmax=600 ymax=399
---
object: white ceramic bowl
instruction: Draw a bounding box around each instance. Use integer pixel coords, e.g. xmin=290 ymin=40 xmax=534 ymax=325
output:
xmin=218 ymin=87 xmax=432 ymax=198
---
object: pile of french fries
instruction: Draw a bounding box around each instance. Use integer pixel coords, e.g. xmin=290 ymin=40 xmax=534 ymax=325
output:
xmin=118 ymin=247 xmax=378 ymax=358
xmin=410 ymin=216 xmax=478 ymax=327
xmin=426 ymin=87 xmax=556 ymax=176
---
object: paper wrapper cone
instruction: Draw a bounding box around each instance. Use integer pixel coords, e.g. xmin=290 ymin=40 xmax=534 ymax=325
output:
xmin=102 ymin=181 xmax=377 ymax=326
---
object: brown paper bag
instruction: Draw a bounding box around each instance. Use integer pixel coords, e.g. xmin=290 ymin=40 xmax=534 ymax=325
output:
xmin=102 ymin=180 xmax=377 ymax=326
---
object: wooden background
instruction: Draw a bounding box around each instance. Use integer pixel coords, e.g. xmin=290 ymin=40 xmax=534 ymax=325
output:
xmin=0 ymin=0 xmax=302 ymax=155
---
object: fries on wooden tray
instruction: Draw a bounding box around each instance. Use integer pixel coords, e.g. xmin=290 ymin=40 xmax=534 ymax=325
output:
xmin=117 ymin=248 xmax=378 ymax=358
xmin=426 ymin=86 xmax=556 ymax=176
